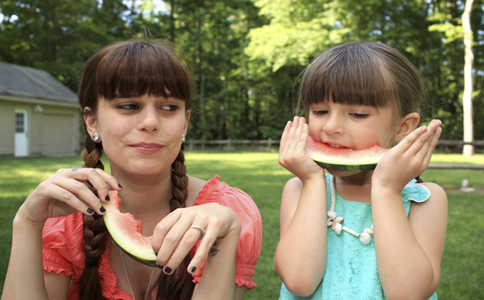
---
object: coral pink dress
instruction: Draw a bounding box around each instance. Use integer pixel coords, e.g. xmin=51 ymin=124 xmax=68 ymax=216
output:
xmin=42 ymin=176 xmax=262 ymax=300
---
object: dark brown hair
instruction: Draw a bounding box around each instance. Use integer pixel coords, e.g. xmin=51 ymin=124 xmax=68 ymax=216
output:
xmin=78 ymin=39 xmax=194 ymax=300
xmin=298 ymin=41 xmax=425 ymax=120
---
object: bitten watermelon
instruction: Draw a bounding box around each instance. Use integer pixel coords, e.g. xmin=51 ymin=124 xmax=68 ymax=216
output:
xmin=103 ymin=191 xmax=157 ymax=266
xmin=306 ymin=137 xmax=389 ymax=171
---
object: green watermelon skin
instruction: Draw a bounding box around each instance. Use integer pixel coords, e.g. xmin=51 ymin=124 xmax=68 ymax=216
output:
xmin=312 ymin=160 xmax=378 ymax=171
xmin=306 ymin=137 xmax=388 ymax=171
xmin=104 ymin=191 xmax=158 ymax=267
xmin=119 ymin=245 xmax=157 ymax=267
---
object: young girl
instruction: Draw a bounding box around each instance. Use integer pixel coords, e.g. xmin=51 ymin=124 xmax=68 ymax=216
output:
xmin=276 ymin=42 xmax=447 ymax=299
xmin=3 ymin=39 xmax=262 ymax=300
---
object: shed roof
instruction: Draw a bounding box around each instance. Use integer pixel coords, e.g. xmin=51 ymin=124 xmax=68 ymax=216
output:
xmin=0 ymin=62 xmax=77 ymax=103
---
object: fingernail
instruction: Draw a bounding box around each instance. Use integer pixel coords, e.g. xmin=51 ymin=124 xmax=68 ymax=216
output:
xmin=156 ymin=264 xmax=163 ymax=269
xmin=100 ymin=206 xmax=106 ymax=213
xmin=87 ymin=208 xmax=94 ymax=214
xmin=105 ymin=195 xmax=110 ymax=201
xmin=117 ymin=183 xmax=123 ymax=189
xmin=164 ymin=266 xmax=172 ymax=274
xmin=190 ymin=266 xmax=197 ymax=273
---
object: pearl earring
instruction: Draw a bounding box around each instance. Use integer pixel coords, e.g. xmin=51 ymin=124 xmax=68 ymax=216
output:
xmin=182 ymin=133 xmax=186 ymax=142
xmin=92 ymin=132 xmax=100 ymax=142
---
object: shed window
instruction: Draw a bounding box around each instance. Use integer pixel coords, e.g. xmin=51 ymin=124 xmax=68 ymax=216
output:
xmin=15 ymin=112 xmax=25 ymax=133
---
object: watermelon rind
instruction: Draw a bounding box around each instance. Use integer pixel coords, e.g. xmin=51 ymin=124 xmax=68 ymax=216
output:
xmin=306 ymin=137 xmax=387 ymax=171
xmin=312 ymin=160 xmax=378 ymax=171
xmin=103 ymin=191 xmax=158 ymax=267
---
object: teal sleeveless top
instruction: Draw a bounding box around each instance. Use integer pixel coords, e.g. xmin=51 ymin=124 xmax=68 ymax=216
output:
xmin=279 ymin=174 xmax=437 ymax=300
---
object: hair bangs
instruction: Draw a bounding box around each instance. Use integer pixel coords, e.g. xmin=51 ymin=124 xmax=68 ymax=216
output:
xmin=95 ymin=41 xmax=191 ymax=107
xmin=300 ymin=43 xmax=396 ymax=109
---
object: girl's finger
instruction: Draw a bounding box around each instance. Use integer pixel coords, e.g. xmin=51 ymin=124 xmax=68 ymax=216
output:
xmin=396 ymin=126 xmax=428 ymax=154
xmin=51 ymin=173 xmax=106 ymax=215
xmin=40 ymin=183 xmax=96 ymax=215
xmin=153 ymin=214 xmax=193 ymax=268
xmin=151 ymin=210 xmax=182 ymax=255
xmin=280 ymin=120 xmax=292 ymax=143
xmin=410 ymin=120 xmax=442 ymax=157
xmin=62 ymin=168 xmax=121 ymax=203
xmin=161 ymin=225 xmax=206 ymax=275
xmin=186 ymin=227 xmax=219 ymax=275
xmin=422 ymin=125 xmax=442 ymax=164
xmin=293 ymin=117 xmax=305 ymax=140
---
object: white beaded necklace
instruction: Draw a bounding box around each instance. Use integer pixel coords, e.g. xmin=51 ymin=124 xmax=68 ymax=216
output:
xmin=327 ymin=176 xmax=374 ymax=245
xmin=118 ymin=246 xmax=155 ymax=300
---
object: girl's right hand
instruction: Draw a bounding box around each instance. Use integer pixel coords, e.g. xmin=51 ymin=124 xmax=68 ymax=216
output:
xmin=279 ymin=116 xmax=325 ymax=182
xmin=17 ymin=168 xmax=121 ymax=226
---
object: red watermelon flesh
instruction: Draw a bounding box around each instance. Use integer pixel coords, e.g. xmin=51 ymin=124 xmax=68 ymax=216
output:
xmin=305 ymin=136 xmax=389 ymax=171
xmin=103 ymin=191 xmax=157 ymax=266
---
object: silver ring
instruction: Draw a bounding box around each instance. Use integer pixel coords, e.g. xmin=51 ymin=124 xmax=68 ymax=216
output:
xmin=189 ymin=225 xmax=206 ymax=238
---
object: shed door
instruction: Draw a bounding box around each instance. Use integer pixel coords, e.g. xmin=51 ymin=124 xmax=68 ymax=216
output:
xmin=14 ymin=110 xmax=28 ymax=157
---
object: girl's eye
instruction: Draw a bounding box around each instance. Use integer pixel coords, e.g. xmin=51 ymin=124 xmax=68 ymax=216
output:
xmin=312 ymin=110 xmax=328 ymax=116
xmin=351 ymin=113 xmax=369 ymax=119
xmin=160 ymin=105 xmax=179 ymax=111
xmin=117 ymin=103 xmax=139 ymax=110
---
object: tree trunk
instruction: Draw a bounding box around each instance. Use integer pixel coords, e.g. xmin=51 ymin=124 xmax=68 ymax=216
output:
xmin=169 ymin=0 xmax=176 ymax=41
xmin=462 ymin=0 xmax=474 ymax=156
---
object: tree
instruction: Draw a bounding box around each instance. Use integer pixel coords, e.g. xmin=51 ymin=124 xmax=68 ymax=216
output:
xmin=0 ymin=0 xmax=129 ymax=89
xmin=462 ymin=0 xmax=474 ymax=156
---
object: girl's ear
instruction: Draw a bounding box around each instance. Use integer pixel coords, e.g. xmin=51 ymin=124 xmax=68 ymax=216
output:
xmin=184 ymin=109 xmax=191 ymax=133
xmin=395 ymin=112 xmax=420 ymax=142
xmin=83 ymin=107 xmax=98 ymax=136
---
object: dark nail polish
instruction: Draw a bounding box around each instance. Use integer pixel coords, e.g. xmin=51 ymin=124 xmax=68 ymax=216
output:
xmin=156 ymin=264 xmax=164 ymax=269
xmin=164 ymin=266 xmax=172 ymax=274
xmin=100 ymin=206 xmax=106 ymax=213
xmin=105 ymin=195 xmax=110 ymax=201
xmin=117 ymin=183 xmax=123 ymax=189
xmin=87 ymin=208 xmax=94 ymax=214
xmin=190 ymin=266 xmax=197 ymax=273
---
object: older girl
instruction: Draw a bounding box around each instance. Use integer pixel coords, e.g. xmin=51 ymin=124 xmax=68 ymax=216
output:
xmin=3 ymin=39 xmax=262 ymax=300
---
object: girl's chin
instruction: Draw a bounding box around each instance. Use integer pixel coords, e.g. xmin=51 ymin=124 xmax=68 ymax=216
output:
xmin=325 ymin=169 xmax=371 ymax=178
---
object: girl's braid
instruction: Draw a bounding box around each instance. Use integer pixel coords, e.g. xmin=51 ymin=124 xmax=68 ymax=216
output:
xmin=78 ymin=134 xmax=109 ymax=300
xmin=156 ymin=143 xmax=195 ymax=300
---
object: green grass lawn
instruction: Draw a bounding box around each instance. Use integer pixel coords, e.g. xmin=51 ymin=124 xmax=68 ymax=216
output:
xmin=1 ymin=152 xmax=483 ymax=299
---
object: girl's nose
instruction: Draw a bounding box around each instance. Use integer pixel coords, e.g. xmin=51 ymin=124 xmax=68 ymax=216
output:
xmin=138 ymin=107 xmax=160 ymax=132
xmin=323 ymin=113 xmax=344 ymax=135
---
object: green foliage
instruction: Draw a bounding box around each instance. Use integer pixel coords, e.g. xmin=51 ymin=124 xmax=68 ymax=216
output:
xmin=1 ymin=0 xmax=483 ymax=142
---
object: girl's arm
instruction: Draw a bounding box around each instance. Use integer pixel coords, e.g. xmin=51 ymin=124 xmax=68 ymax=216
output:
xmin=373 ymin=183 xmax=447 ymax=299
xmin=372 ymin=119 xmax=447 ymax=299
xmin=275 ymin=117 xmax=328 ymax=296
xmin=152 ymin=202 xmax=244 ymax=300
xmin=2 ymin=168 xmax=119 ymax=300
xmin=191 ymin=227 xmax=242 ymax=300
xmin=275 ymin=177 xmax=327 ymax=296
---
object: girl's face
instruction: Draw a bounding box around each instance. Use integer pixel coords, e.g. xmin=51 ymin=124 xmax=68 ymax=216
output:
xmin=85 ymin=93 xmax=190 ymax=178
xmin=308 ymin=101 xmax=397 ymax=151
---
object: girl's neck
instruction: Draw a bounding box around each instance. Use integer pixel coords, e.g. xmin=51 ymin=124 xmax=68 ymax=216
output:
xmin=110 ymin=166 xmax=173 ymax=227
xmin=333 ymin=171 xmax=373 ymax=203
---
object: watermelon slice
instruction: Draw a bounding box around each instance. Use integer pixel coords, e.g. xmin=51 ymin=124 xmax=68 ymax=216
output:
xmin=305 ymin=137 xmax=389 ymax=171
xmin=103 ymin=191 xmax=157 ymax=266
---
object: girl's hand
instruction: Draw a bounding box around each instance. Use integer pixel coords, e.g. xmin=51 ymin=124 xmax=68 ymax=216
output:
xmin=151 ymin=203 xmax=241 ymax=275
xmin=17 ymin=168 xmax=121 ymax=226
xmin=279 ymin=116 xmax=325 ymax=182
xmin=372 ymin=119 xmax=442 ymax=192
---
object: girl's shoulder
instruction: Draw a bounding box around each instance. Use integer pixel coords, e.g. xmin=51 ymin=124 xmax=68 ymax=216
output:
xmin=193 ymin=175 xmax=262 ymax=224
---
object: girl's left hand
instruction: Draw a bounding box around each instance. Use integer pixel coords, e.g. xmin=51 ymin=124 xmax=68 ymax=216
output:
xmin=372 ymin=119 xmax=442 ymax=192
xmin=151 ymin=203 xmax=241 ymax=275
